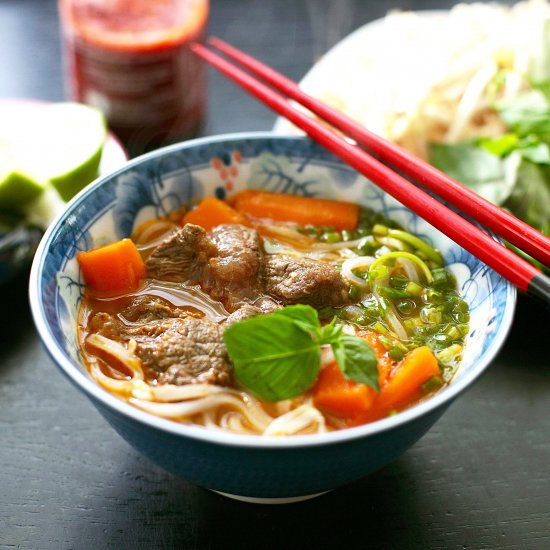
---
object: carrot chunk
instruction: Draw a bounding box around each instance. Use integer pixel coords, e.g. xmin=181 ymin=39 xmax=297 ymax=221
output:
xmin=376 ymin=345 xmax=441 ymax=412
xmin=230 ymin=190 xmax=359 ymax=230
xmin=77 ymin=238 xmax=146 ymax=295
xmin=350 ymin=346 xmax=442 ymax=425
xmin=313 ymin=362 xmax=377 ymax=418
xmin=182 ymin=197 xmax=249 ymax=230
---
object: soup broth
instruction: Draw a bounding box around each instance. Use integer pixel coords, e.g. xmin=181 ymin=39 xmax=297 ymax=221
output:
xmin=77 ymin=190 xmax=469 ymax=435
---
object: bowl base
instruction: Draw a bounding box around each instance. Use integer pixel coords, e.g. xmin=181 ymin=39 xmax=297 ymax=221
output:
xmin=213 ymin=490 xmax=329 ymax=504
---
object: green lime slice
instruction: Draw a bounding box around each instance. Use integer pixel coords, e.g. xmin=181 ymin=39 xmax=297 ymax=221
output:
xmin=0 ymin=143 xmax=45 ymax=208
xmin=1 ymin=102 xmax=107 ymax=204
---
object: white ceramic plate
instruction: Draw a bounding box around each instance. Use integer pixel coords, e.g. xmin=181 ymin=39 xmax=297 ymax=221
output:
xmin=273 ymin=10 xmax=449 ymax=136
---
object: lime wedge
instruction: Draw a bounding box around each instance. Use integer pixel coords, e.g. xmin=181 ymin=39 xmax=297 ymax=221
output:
xmin=1 ymin=102 xmax=107 ymax=204
xmin=0 ymin=143 xmax=45 ymax=208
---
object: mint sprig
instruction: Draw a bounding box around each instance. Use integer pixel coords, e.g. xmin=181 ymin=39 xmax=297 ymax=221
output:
xmin=223 ymin=305 xmax=379 ymax=402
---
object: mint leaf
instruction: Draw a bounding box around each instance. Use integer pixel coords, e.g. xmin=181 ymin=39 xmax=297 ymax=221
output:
xmin=223 ymin=305 xmax=380 ymax=402
xmin=332 ymin=335 xmax=379 ymax=390
xmin=428 ymin=141 xmax=516 ymax=204
xmin=496 ymin=90 xmax=550 ymax=137
xmin=478 ymin=133 xmax=519 ymax=157
xmin=273 ymin=304 xmax=321 ymax=337
xmin=518 ymin=142 xmax=550 ymax=164
xmin=223 ymin=309 xmax=321 ymax=402
xmin=503 ymin=159 xmax=550 ymax=236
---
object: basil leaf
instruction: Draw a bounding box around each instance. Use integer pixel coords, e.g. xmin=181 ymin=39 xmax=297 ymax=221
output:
xmin=317 ymin=316 xmax=342 ymax=345
xmin=223 ymin=310 xmax=321 ymax=402
xmin=503 ymin=159 xmax=550 ymax=236
xmin=497 ymin=90 xmax=550 ymax=137
xmin=428 ymin=141 xmax=516 ymax=204
xmin=478 ymin=133 xmax=519 ymax=157
xmin=273 ymin=304 xmax=321 ymax=337
xmin=519 ymin=142 xmax=550 ymax=165
xmin=332 ymin=335 xmax=379 ymax=391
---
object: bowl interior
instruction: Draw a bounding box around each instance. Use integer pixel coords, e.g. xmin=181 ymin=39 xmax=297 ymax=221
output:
xmin=30 ymin=133 xmax=516 ymax=444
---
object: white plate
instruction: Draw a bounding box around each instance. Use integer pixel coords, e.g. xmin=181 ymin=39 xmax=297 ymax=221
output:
xmin=273 ymin=10 xmax=449 ymax=136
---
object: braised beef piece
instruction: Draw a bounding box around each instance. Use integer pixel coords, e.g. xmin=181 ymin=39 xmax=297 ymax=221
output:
xmin=128 ymin=317 xmax=231 ymax=386
xmin=223 ymin=304 xmax=263 ymax=326
xmin=120 ymin=295 xmax=189 ymax=323
xmin=202 ymin=224 xmax=264 ymax=311
xmin=264 ymin=254 xmax=349 ymax=309
xmin=145 ymin=224 xmax=216 ymax=283
xmin=88 ymin=296 xmax=232 ymax=386
xmin=145 ymin=222 xmax=350 ymax=312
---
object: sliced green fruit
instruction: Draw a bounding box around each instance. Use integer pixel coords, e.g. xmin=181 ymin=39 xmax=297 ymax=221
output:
xmin=0 ymin=144 xmax=45 ymax=208
xmin=0 ymin=102 xmax=107 ymax=204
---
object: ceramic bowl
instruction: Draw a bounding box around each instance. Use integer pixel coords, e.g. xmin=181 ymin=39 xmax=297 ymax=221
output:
xmin=29 ymin=133 xmax=516 ymax=503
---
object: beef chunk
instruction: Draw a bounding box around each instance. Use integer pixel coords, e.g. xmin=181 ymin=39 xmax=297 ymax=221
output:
xmin=145 ymin=224 xmax=216 ymax=283
xmin=89 ymin=312 xmax=122 ymax=340
xmin=202 ymin=224 xmax=264 ymax=311
xmin=127 ymin=316 xmax=232 ymax=386
xmin=120 ymin=295 xmax=189 ymax=323
xmin=264 ymin=254 xmax=350 ymax=308
xmin=223 ymin=304 xmax=263 ymax=326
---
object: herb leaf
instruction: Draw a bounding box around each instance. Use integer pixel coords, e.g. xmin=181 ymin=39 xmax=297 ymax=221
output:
xmin=223 ymin=305 xmax=380 ymax=402
xmin=273 ymin=303 xmax=321 ymax=337
xmin=223 ymin=308 xmax=321 ymax=402
xmin=332 ymin=335 xmax=379 ymax=390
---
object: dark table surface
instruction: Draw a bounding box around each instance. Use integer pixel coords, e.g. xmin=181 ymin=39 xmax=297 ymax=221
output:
xmin=1 ymin=0 xmax=549 ymax=548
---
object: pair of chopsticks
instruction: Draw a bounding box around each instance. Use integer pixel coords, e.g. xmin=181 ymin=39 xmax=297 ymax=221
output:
xmin=191 ymin=38 xmax=550 ymax=307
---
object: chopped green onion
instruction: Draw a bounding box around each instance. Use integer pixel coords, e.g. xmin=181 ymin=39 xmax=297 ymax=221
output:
xmin=387 ymin=229 xmax=444 ymax=265
xmin=421 ymin=375 xmax=444 ymax=393
xmin=431 ymin=267 xmax=456 ymax=289
xmin=405 ymin=281 xmax=424 ymax=297
xmin=435 ymin=344 xmax=463 ymax=364
xmin=396 ymin=299 xmax=416 ymax=315
xmin=348 ymin=285 xmax=361 ymax=302
xmin=321 ymin=231 xmax=341 ymax=243
xmin=369 ymin=251 xmax=433 ymax=285
xmin=389 ymin=347 xmax=405 ymax=361
xmin=390 ymin=275 xmax=409 ymax=289
xmin=378 ymin=286 xmax=410 ymax=299
xmin=373 ymin=223 xmax=389 ymax=236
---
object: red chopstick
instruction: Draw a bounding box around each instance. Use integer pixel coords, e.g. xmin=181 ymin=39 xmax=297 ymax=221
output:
xmin=207 ymin=36 xmax=550 ymax=269
xmin=190 ymin=40 xmax=550 ymax=306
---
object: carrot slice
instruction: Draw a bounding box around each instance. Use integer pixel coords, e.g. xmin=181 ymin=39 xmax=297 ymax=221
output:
xmin=77 ymin=238 xmax=146 ymax=295
xmin=182 ymin=197 xmax=249 ymax=230
xmin=230 ymin=190 xmax=359 ymax=230
xmin=375 ymin=345 xmax=441 ymax=413
xmin=350 ymin=346 xmax=442 ymax=426
xmin=313 ymin=362 xmax=377 ymax=418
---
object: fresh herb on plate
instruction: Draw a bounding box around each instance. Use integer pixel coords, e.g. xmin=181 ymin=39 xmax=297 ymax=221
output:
xmin=428 ymin=83 xmax=550 ymax=271
xmin=223 ymin=304 xmax=379 ymax=402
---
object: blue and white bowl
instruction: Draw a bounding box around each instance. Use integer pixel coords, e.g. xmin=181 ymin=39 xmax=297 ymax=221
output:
xmin=29 ymin=133 xmax=516 ymax=503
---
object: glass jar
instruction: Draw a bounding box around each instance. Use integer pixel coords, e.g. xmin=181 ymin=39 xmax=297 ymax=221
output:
xmin=59 ymin=0 xmax=209 ymax=157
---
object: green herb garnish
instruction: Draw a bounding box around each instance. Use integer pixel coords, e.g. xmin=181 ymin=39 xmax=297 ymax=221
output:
xmin=223 ymin=304 xmax=379 ymax=402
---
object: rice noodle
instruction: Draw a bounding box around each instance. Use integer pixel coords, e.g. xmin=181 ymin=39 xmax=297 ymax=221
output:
xmin=134 ymin=220 xmax=178 ymax=252
xmin=85 ymin=335 xmax=144 ymax=394
xmin=263 ymin=404 xmax=327 ymax=436
xmin=384 ymin=304 xmax=409 ymax=341
xmin=341 ymin=255 xmax=376 ymax=288
xmin=129 ymin=386 xmax=277 ymax=433
xmin=397 ymin=257 xmax=420 ymax=283
xmin=311 ymin=236 xmax=370 ymax=251
xmin=445 ymin=60 xmax=499 ymax=142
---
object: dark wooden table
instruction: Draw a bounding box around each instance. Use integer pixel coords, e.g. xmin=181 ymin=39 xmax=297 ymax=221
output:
xmin=1 ymin=1 xmax=549 ymax=548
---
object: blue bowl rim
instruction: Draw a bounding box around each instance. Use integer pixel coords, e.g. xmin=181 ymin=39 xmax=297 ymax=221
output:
xmin=29 ymin=131 xmax=517 ymax=450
